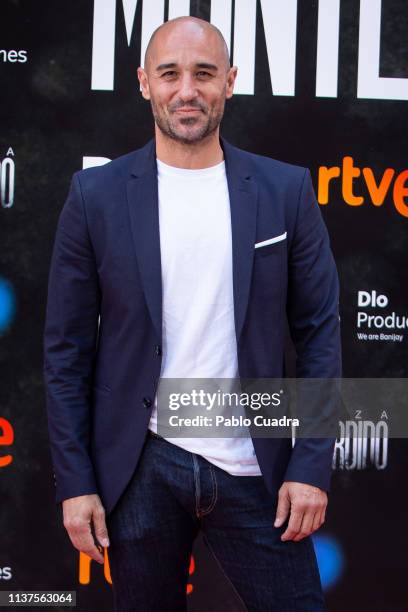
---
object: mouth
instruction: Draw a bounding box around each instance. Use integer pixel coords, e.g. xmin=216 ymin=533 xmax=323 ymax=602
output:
xmin=174 ymin=108 xmax=202 ymax=114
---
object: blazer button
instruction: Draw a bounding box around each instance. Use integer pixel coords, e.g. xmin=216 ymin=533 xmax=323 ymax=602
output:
xmin=155 ymin=345 xmax=162 ymax=356
xmin=143 ymin=397 xmax=152 ymax=408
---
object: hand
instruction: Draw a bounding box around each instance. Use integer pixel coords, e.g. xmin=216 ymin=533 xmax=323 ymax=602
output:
xmin=62 ymin=494 xmax=109 ymax=564
xmin=274 ymin=481 xmax=327 ymax=542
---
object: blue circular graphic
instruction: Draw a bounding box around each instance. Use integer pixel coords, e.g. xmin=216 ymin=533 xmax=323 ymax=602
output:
xmin=312 ymin=533 xmax=344 ymax=590
xmin=0 ymin=277 xmax=16 ymax=333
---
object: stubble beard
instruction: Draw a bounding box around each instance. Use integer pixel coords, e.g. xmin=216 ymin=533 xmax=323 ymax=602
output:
xmin=150 ymin=98 xmax=225 ymax=145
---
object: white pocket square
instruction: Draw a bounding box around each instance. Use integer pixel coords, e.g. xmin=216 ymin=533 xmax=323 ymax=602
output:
xmin=254 ymin=231 xmax=287 ymax=249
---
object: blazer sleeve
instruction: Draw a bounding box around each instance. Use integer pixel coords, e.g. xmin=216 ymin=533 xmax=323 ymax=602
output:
xmin=283 ymin=168 xmax=342 ymax=492
xmin=43 ymin=172 xmax=100 ymax=505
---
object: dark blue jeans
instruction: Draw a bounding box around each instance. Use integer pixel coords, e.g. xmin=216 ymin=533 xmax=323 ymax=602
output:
xmin=106 ymin=430 xmax=325 ymax=612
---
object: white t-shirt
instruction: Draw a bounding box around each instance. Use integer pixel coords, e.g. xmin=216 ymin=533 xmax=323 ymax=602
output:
xmin=148 ymin=156 xmax=262 ymax=476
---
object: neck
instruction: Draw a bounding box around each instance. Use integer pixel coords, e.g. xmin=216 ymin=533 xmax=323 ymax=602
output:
xmin=154 ymin=127 xmax=224 ymax=169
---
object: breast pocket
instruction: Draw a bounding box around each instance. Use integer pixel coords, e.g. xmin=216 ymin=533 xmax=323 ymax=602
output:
xmin=254 ymin=232 xmax=287 ymax=258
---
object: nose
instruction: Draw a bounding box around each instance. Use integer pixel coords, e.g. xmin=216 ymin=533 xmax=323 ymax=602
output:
xmin=178 ymin=72 xmax=198 ymax=102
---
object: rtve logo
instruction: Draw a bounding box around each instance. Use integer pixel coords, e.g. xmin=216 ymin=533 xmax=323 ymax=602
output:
xmin=318 ymin=157 xmax=408 ymax=218
xmin=358 ymin=291 xmax=388 ymax=308
xmin=91 ymin=0 xmax=408 ymax=100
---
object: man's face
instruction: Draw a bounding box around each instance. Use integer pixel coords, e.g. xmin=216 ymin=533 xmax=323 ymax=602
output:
xmin=138 ymin=23 xmax=237 ymax=144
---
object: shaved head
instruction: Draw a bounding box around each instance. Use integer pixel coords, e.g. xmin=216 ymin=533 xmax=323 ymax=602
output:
xmin=137 ymin=15 xmax=237 ymax=148
xmin=144 ymin=16 xmax=230 ymax=73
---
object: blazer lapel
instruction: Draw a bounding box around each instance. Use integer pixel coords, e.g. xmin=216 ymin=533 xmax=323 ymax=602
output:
xmin=125 ymin=136 xmax=259 ymax=347
xmin=126 ymin=138 xmax=163 ymax=343
xmin=221 ymin=136 xmax=259 ymax=343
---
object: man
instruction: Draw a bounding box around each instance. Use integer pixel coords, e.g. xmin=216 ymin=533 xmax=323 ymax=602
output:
xmin=43 ymin=16 xmax=341 ymax=612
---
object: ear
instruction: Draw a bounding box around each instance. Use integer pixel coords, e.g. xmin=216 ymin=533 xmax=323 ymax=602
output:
xmin=225 ymin=66 xmax=238 ymax=99
xmin=137 ymin=67 xmax=151 ymax=100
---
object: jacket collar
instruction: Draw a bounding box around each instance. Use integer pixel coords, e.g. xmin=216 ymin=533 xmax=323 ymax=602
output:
xmin=129 ymin=135 xmax=254 ymax=180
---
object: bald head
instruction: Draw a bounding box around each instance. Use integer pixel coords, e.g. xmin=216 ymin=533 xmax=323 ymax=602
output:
xmin=137 ymin=16 xmax=237 ymax=147
xmin=144 ymin=16 xmax=230 ymax=73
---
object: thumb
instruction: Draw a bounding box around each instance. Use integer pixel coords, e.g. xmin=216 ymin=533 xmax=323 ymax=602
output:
xmin=93 ymin=506 xmax=110 ymax=548
xmin=274 ymin=490 xmax=290 ymax=527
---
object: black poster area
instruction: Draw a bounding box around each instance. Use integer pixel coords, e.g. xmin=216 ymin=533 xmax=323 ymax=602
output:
xmin=0 ymin=1 xmax=407 ymax=610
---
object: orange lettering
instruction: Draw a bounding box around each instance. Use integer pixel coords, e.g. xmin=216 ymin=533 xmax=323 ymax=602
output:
xmin=79 ymin=549 xmax=112 ymax=585
xmin=78 ymin=549 xmax=194 ymax=594
xmin=342 ymin=156 xmax=363 ymax=205
xmin=363 ymin=168 xmax=395 ymax=206
xmin=0 ymin=417 xmax=13 ymax=467
xmin=187 ymin=554 xmax=195 ymax=594
xmin=317 ymin=159 xmax=408 ymax=217
xmin=104 ymin=548 xmax=112 ymax=584
xmin=78 ymin=552 xmax=92 ymax=585
xmin=318 ymin=166 xmax=341 ymax=204
xmin=393 ymin=170 xmax=408 ymax=218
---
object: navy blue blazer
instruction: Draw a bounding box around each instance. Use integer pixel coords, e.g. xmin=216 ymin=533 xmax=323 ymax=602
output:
xmin=43 ymin=136 xmax=341 ymax=515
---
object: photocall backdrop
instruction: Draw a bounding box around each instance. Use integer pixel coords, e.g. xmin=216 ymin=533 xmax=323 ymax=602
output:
xmin=1 ymin=1 xmax=407 ymax=610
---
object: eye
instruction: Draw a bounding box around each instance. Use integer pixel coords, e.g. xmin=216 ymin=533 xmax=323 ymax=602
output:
xmin=197 ymin=71 xmax=211 ymax=77
xmin=161 ymin=71 xmax=177 ymax=78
